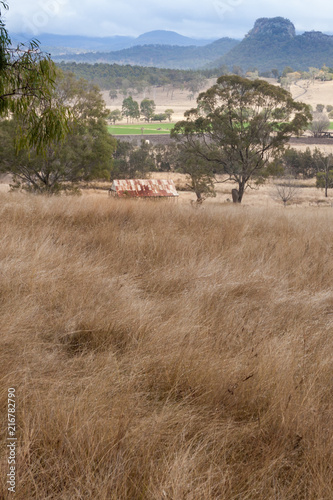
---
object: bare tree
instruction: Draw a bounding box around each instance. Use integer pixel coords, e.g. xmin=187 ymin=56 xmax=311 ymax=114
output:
xmin=272 ymin=177 xmax=299 ymax=206
xmin=308 ymin=112 xmax=330 ymax=138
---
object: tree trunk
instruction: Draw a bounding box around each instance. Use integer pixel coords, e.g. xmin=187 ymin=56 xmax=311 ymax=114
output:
xmin=231 ymin=189 xmax=239 ymax=203
xmin=195 ymin=190 xmax=203 ymax=202
xmin=232 ymin=183 xmax=245 ymax=203
xmin=238 ymin=182 xmax=245 ymax=202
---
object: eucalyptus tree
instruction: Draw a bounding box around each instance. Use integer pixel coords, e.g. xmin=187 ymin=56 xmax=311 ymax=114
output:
xmin=122 ymin=96 xmax=140 ymax=123
xmin=0 ymin=1 xmax=68 ymax=151
xmin=171 ymin=75 xmax=311 ymax=202
xmin=313 ymin=149 xmax=333 ymax=197
xmin=140 ymin=98 xmax=156 ymax=122
xmin=0 ymin=72 xmax=116 ymax=193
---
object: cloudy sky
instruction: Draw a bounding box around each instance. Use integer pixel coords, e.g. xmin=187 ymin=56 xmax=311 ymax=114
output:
xmin=4 ymin=0 xmax=333 ymax=39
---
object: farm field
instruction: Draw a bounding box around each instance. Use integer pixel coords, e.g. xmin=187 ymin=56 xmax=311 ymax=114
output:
xmin=290 ymin=79 xmax=333 ymax=109
xmin=108 ymin=123 xmax=174 ymax=135
xmin=102 ymin=78 xmax=217 ymax=124
xmin=0 ymin=192 xmax=333 ymax=498
xmin=108 ymin=121 xmax=333 ymax=136
xmin=103 ymin=78 xmax=333 ymax=126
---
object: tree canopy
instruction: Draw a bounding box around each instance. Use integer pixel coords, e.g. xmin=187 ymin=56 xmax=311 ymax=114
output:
xmin=112 ymin=139 xmax=155 ymax=179
xmin=171 ymin=75 xmax=311 ymax=202
xmin=109 ymin=109 xmax=122 ymax=125
xmin=140 ymin=98 xmax=156 ymax=122
xmin=0 ymin=71 xmax=116 ymax=193
xmin=122 ymin=96 xmax=140 ymax=122
xmin=164 ymin=109 xmax=174 ymax=121
xmin=0 ymin=2 xmax=68 ymax=151
xmin=313 ymin=149 xmax=333 ymax=197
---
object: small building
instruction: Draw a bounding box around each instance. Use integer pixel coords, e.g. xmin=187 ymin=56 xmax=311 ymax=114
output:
xmin=109 ymin=179 xmax=179 ymax=199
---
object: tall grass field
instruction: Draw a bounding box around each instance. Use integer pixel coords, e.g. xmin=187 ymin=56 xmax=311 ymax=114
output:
xmin=1 ymin=193 xmax=333 ymax=499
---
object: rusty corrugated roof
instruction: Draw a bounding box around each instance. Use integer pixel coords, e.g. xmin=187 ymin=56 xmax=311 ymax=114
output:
xmin=111 ymin=179 xmax=179 ymax=198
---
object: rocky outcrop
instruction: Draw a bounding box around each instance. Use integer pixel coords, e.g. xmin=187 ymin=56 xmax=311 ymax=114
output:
xmin=301 ymin=31 xmax=333 ymax=42
xmin=211 ymin=17 xmax=333 ymax=72
xmin=245 ymin=17 xmax=296 ymax=40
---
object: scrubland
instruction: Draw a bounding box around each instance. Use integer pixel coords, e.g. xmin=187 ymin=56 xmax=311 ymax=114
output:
xmin=1 ymin=192 xmax=333 ymax=499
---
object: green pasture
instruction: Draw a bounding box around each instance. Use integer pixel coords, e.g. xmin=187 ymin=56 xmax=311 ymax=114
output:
xmin=108 ymin=123 xmax=174 ymax=135
xmin=108 ymin=121 xmax=333 ymax=136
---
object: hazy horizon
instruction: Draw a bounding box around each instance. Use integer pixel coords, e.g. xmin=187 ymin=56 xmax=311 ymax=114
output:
xmin=4 ymin=0 xmax=333 ymax=40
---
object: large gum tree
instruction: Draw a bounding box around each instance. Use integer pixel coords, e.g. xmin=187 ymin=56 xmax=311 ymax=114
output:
xmin=0 ymin=71 xmax=116 ymax=193
xmin=171 ymin=75 xmax=311 ymax=202
xmin=0 ymin=1 xmax=68 ymax=151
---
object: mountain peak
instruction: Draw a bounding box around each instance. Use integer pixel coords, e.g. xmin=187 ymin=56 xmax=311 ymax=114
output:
xmin=246 ymin=17 xmax=296 ymax=40
xmin=134 ymin=31 xmax=214 ymax=47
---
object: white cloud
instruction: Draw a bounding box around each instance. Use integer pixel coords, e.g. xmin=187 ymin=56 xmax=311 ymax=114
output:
xmin=5 ymin=0 xmax=333 ymax=38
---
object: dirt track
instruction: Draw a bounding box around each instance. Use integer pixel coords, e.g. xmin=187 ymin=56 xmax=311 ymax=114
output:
xmin=289 ymin=136 xmax=333 ymax=145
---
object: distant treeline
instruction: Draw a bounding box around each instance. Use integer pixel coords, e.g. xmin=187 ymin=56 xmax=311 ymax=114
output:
xmin=56 ymin=62 xmax=220 ymax=91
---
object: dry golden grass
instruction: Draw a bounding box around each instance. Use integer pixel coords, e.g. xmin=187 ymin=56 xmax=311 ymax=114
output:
xmin=1 ymin=193 xmax=333 ymax=499
xmin=289 ymin=79 xmax=333 ymax=110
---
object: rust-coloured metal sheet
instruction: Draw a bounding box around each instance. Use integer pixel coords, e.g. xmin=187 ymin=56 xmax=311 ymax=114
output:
xmin=110 ymin=179 xmax=179 ymax=198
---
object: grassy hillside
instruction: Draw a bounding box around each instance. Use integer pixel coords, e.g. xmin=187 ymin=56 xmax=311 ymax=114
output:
xmin=1 ymin=193 xmax=333 ymax=498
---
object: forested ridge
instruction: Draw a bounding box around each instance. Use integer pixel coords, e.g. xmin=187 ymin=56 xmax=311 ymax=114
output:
xmin=56 ymin=62 xmax=218 ymax=90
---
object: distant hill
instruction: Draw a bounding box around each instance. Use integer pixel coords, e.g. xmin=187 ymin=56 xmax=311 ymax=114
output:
xmin=53 ymin=38 xmax=240 ymax=69
xmin=12 ymin=33 xmax=134 ymax=55
xmin=132 ymin=30 xmax=213 ymax=47
xmin=210 ymin=17 xmax=333 ymax=72
xmin=14 ymin=30 xmax=217 ymax=57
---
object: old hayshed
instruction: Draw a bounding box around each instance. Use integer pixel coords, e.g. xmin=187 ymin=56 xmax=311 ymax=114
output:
xmin=109 ymin=179 xmax=179 ymax=199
